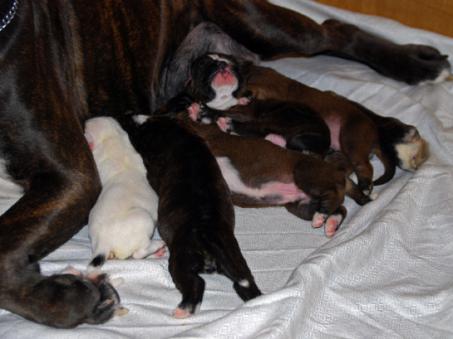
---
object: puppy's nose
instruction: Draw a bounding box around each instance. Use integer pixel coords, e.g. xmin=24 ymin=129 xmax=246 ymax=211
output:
xmin=218 ymin=61 xmax=228 ymax=69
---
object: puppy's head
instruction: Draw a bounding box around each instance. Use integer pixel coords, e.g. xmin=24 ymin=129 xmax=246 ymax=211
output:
xmin=395 ymin=127 xmax=429 ymax=171
xmin=188 ymin=53 xmax=242 ymax=107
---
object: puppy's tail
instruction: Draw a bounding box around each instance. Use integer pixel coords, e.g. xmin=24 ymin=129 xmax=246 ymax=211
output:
xmin=88 ymin=254 xmax=106 ymax=271
xmin=201 ymin=231 xmax=262 ymax=301
xmin=373 ymin=146 xmax=396 ymax=186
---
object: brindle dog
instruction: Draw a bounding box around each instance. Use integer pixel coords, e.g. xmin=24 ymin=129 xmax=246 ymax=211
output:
xmin=0 ymin=0 xmax=450 ymax=327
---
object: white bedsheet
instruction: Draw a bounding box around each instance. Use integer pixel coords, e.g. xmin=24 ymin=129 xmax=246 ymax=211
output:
xmin=1 ymin=0 xmax=453 ymax=338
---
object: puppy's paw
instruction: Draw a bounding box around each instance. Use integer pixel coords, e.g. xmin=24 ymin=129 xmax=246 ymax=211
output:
xmin=150 ymin=246 xmax=166 ymax=258
xmin=173 ymin=307 xmax=192 ymax=319
xmin=324 ymin=214 xmax=343 ymax=237
xmin=216 ymin=117 xmax=233 ymax=133
xmin=324 ymin=206 xmax=346 ymax=237
xmin=238 ymin=96 xmax=251 ymax=106
xmin=311 ymin=212 xmax=326 ymax=228
xmin=187 ymin=103 xmax=202 ymax=121
xmin=264 ymin=133 xmax=287 ymax=148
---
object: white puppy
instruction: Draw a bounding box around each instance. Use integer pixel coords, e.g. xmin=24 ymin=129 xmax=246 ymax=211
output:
xmin=84 ymin=117 xmax=164 ymax=269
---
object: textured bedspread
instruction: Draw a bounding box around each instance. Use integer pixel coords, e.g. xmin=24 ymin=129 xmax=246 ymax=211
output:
xmin=1 ymin=0 xmax=452 ymax=337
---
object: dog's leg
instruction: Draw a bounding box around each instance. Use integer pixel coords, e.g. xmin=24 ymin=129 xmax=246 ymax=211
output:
xmin=169 ymin=249 xmax=206 ymax=318
xmin=212 ymin=231 xmax=262 ymax=301
xmin=0 ymin=121 xmax=121 ymax=327
xmin=285 ymin=201 xmax=317 ymax=221
xmin=345 ymin=178 xmax=373 ymax=206
xmin=340 ymin=121 xmax=377 ymax=195
xmin=200 ymin=0 xmax=450 ymax=84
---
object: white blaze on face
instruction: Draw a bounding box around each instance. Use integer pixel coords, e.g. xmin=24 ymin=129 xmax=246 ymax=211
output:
xmin=207 ymin=54 xmax=233 ymax=64
xmin=205 ymin=54 xmax=240 ymax=110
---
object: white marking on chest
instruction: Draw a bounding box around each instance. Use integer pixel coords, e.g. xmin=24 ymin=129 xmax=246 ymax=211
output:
xmin=216 ymin=157 xmax=308 ymax=204
xmin=206 ymin=84 xmax=239 ymax=110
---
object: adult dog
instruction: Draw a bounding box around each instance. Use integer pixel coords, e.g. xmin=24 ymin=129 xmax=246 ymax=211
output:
xmin=0 ymin=0 xmax=450 ymax=328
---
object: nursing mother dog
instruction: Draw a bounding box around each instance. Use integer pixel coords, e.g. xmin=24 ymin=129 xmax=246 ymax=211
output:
xmin=0 ymin=0 xmax=450 ymax=328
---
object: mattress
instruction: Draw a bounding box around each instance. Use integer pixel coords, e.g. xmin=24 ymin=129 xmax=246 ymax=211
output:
xmin=1 ymin=0 xmax=453 ymax=337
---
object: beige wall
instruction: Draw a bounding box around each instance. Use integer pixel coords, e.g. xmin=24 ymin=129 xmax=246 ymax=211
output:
xmin=316 ymin=0 xmax=453 ymax=37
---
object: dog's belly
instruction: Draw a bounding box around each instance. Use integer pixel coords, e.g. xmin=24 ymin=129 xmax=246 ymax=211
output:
xmin=216 ymin=156 xmax=308 ymax=205
xmin=324 ymin=115 xmax=342 ymax=151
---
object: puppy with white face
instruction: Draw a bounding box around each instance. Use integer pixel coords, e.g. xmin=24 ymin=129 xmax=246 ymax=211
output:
xmin=84 ymin=117 xmax=165 ymax=269
xmin=187 ymin=53 xmax=251 ymax=112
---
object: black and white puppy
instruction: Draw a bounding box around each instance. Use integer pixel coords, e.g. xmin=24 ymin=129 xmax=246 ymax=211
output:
xmin=188 ymin=53 xmax=251 ymax=111
xmin=119 ymin=115 xmax=261 ymax=318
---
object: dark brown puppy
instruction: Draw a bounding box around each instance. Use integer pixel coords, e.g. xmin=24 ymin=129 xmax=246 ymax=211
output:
xmin=174 ymin=115 xmax=347 ymax=238
xmin=119 ymin=115 xmax=261 ymax=319
xmin=245 ymin=66 xmax=430 ymax=185
xmin=0 ymin=0 xmax=447 ymax=327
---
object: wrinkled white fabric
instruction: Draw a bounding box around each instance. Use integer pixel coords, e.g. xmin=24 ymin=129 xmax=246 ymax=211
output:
xmin=1 ymin=1 xmax=453 ymax=338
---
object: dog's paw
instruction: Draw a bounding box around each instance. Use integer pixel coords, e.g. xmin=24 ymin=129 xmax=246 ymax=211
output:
xmin=264 ymin=133 xmax=287 ymax=148
xmin=324 ymin=214 xmax=343 ymax=238
xmin=150 ymin=246 xmax=166 ymax=258
xmin=311 ymin=212 xmax=326 ymax=228
xmin=216 ymin=117 xmax=233 ymax=133
xmin=187 ymin=103 xmax=202 ymax=121
xmin=173 ymin=307 xmax=193 ymax=319
xmin=30 ymin=273 xmax=119 ymax=327
xmin=238 ymin=96 xmax=251 ymax=106
xmin=395 ymin=44 xmax=451 ymax=84
xmin=312 ymin=207 xmax=346 ymax=237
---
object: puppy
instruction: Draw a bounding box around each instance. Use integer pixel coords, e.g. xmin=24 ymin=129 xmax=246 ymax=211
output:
xmin=245 ymin=65 xmax=430 ymax=186
xmin=84 ymin=117 xmax=164 ymax=269
xmin=119 ymin=115 xmax=261 ymax=318
xmin=184 ymin=53 xmax=429 ymax=196
xmin=171 ymin=113 xmax=347 ymax=237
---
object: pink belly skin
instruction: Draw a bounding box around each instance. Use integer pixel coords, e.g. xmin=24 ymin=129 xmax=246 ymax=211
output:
xmin=216 ymin=156 xmax=308 ymax=205
xmin=258 ymin=181 xmax=309 ymax=205
xmin=324 ymin=115 xmax=341 ymax=151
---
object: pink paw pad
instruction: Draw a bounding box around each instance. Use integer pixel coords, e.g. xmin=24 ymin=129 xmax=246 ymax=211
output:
xmin=238 ymin=97 xmax=251 ymax=106
xmin=216 ymin=117 xmax=232 ymax=132
xmin=151 ymin=246 xmax=166 ymax=258
xmin=324 ymin=214 xmax=343 ymax=237
xmin=187 ymin=103 xmax=201 ymax=121
xmin=265 ymin=134 xmax=287 ymax=148
xmin=312 ymin=212 xmax=326 ymax=228
xmin=173 ymin=307 xmax=192 ymax=319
